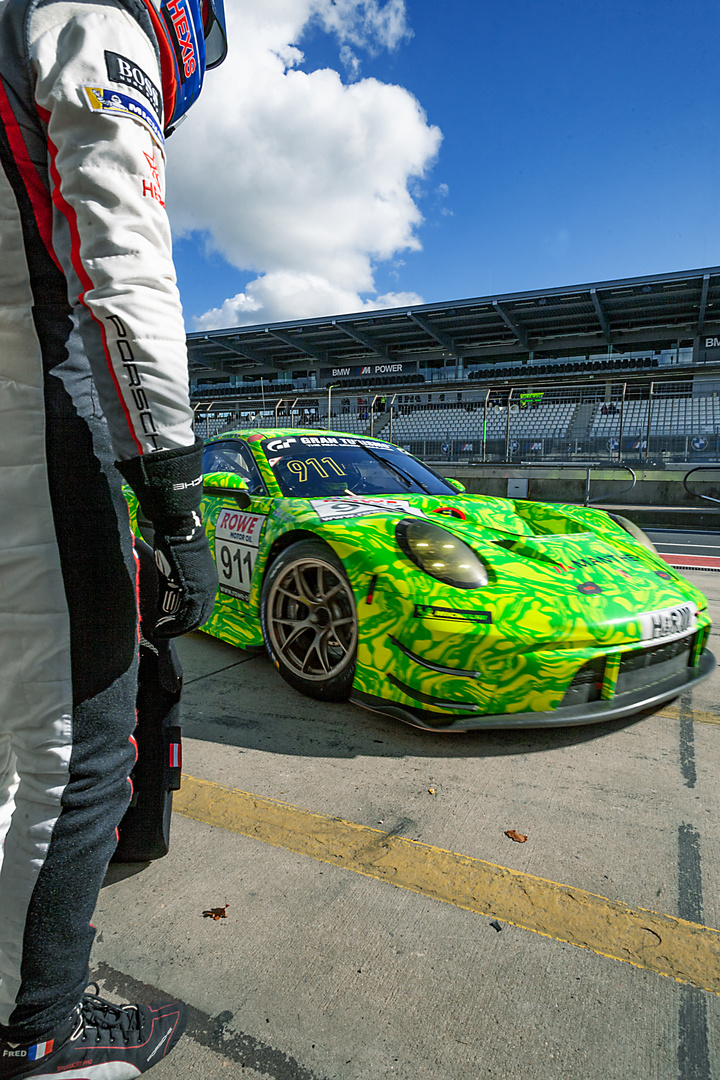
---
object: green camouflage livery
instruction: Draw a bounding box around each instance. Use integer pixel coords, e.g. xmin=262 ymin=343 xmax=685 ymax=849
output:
xmin=126 ymin=428 xmax=713 ymax=730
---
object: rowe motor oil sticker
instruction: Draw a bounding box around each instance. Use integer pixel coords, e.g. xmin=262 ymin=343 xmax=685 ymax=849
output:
xmin=214 ymin=509 xmax=266 ymax=601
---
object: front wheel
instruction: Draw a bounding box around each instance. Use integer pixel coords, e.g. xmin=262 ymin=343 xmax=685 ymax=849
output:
xmin=260 ymin=540 xmax=358 ymax=701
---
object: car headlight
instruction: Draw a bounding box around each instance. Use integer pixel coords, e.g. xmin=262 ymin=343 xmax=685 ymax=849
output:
xmin=395 ymin=519 xmax=489 ymax=589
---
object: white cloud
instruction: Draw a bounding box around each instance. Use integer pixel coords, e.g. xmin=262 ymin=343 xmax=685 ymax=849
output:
xmin=314 ymin=0 xmax=411 ymax=52
xmin=193 ymin=271 xmax=424 ymax=329
xmin=339 ymin=44 xmax=362 ymax=80
xmin=435 ymin=182 xmax=453 ymax=217
xmin=166 ymin=0 xmax=441 ymax=328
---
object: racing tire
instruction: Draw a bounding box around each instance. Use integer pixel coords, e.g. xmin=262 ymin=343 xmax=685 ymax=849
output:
xmin=260 ymin=539 xmax=358 ymax=701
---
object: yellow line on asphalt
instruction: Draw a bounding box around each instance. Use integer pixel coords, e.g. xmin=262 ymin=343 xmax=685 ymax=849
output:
xmin=656 ymin=705 xmax=720 ymax=727
xmin=174 ymin=774 xmax=720 ymax=994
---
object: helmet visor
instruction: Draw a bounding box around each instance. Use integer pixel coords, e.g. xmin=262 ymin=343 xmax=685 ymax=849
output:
xmin=203 ymin=0 xmax=228 ymax=67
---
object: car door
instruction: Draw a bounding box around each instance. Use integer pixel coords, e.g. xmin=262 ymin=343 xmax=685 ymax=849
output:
xmin=201 ymin=440 xmax=272 ymax=635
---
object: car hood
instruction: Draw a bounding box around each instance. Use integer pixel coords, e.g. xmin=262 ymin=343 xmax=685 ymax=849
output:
xmin=298 ymin=491 xmax=707 ymax=628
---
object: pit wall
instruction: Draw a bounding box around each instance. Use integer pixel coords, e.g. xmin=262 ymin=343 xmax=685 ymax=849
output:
xmin=440 ymin=466 xmax=720 ymax=530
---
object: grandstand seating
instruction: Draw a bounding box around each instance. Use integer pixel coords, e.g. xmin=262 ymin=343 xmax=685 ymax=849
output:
xmin=191 ymin=355 xmax=668 ymax=402
xmin=304 ymin=413 xmax=369 ymax=434
xmin=467 ymin=355 xmax=660 ymax=382
xmin=391 ymin=403 xmax=577 ymax=441
xmin=590 ymin=397 xmax=720 ymax=437
xmin=193 ymin=393 xmax=720 ymax=463
xmin=194 ymin=414 xmax=235 ymax=438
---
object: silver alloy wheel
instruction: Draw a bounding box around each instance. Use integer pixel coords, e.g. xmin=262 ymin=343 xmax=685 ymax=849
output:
xmin=264 ymin=554 xmax=358 ymax=683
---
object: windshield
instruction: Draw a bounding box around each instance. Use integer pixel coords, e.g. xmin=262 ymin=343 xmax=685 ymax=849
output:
xmin=262 ymin=436 xmax=456 ymax=498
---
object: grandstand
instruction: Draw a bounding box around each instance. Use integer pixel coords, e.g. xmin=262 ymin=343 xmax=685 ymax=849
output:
xmin=194 ymin=383 xmax=720 ymax=463
xmin=589 ymin=396 xmax=720 ymax=437
xmin=390 ymin=402 xmax=576 ymax=443
xmin=189 ymin=266 xmax=720 ymax=463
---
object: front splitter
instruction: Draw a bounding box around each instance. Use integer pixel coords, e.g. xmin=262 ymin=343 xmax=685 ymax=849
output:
xmin=350 ymin=649 xmax=716 ymax=732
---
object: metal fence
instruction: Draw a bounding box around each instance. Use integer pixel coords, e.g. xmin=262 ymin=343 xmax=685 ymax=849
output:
xmin=193 ymin=379 xmax=720 ymax=465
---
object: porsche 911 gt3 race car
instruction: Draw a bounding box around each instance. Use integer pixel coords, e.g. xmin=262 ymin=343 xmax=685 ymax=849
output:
xmin=128 ymin=428 xmax=714 ymax=730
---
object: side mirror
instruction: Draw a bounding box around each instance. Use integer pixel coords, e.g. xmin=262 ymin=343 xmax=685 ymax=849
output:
xmin=445 ymin=477 xmax=466 ymax=493
xmin=203 ymin=471 xmax=251 ymax=508
xmin=605 ymin=512 xmax=658 ymax=554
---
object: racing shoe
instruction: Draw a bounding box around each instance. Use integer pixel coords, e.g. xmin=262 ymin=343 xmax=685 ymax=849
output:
xmin=0 ymin=986 xmax=186 ymax=1078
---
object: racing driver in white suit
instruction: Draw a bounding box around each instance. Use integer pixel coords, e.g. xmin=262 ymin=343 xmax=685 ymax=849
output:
xmin=0 ymin=0 xmax=226 ymax=1073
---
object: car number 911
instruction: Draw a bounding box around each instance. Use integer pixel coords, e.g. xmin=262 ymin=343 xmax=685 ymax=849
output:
xmin=213 ymin=510 xmax=266 ymax=602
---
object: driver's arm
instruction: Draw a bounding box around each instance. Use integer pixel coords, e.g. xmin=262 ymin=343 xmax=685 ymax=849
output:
xmin=29 ymin=2 xmax=217 ymax=635
xmin=30 ymin=1 xmax=195 ymax=458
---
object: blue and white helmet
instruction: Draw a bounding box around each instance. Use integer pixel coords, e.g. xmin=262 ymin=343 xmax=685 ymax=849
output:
xmin=152 ymin=0 xmax=227 ymax=133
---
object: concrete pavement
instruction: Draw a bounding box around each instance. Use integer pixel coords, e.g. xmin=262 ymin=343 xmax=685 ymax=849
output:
xmin=93 ymin=567 xmax=720 ymax=1080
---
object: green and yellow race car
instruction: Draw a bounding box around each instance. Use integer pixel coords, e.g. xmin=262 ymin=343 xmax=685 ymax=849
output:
xmin=132 ymin=428 xmax=714 ymax=731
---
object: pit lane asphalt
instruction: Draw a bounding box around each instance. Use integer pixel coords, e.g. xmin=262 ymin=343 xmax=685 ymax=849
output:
xmin=647 ymin=529 xmax=720 ymax=572
xmin=94 ymin=565 xmax=720 ymax=1080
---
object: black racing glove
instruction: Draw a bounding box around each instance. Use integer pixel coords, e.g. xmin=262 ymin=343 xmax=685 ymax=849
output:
xmin=118 ymin=440 xmax=218 ymax=638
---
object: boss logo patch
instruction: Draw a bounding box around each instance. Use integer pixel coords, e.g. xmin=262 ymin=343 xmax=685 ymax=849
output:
xmin=105 ymin=51 xmax=161 ymax=117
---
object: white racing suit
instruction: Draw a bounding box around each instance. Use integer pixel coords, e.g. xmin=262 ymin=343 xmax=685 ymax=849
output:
xmin=0 ymin=0 xmax=199 ymax=1039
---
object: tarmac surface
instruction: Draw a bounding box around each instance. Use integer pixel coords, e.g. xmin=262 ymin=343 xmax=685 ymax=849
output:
xmin=648 ymin=529 xmax=720 ymax=573
xmin=94 ymin=560 xmax=720 ymax=1080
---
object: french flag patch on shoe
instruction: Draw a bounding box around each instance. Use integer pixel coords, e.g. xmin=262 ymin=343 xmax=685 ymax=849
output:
xmin=27 ymin=1042 xmax=53 ymax=1062
xmin=0 ymin=988 xmax=185 ymax=1077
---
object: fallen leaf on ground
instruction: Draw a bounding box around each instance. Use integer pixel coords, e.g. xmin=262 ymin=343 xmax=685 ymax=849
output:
xmin=202 ymin=901 xmax=229 ymax=920
xmin=505 ymin=830 xmax=528 ymax=843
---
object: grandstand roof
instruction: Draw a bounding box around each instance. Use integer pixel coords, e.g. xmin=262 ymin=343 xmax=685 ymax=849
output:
xmin=187 ymin=266 xmax=720 ymax=377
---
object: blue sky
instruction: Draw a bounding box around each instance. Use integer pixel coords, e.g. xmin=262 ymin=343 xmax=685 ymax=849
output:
xmin=169 ymin=0 xmax=720 ymax=328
